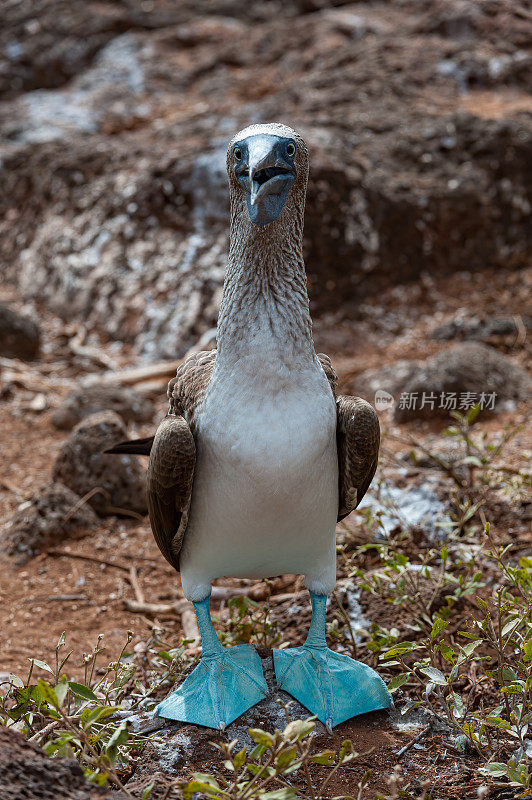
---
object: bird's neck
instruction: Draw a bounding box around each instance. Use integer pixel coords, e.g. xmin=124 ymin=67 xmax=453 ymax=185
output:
xmin=216 ymin=221 xmax=314 ymax=366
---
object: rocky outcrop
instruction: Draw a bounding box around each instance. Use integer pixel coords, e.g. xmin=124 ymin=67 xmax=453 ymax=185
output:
xmin=0 ymin=2 xmax=530 ymax=357
xmin=0 ymin=0 xmax=321 ymax=97
xmin=431 ymin=314 xmax=532 ymax=346
xmin=51 ymin=384 xmax=154 ymax=430
xmin=0 ymin=303 xmax=40 ymax=360
xmin=0 ymin=483 xmax=98 ymax=564
xmin=0 ymin=726 xmax=119 ymax=799
xmin=355 ymin=343 xmax=530 ymax=422
xmin=52 ymin=411 xmax=147 ymax=516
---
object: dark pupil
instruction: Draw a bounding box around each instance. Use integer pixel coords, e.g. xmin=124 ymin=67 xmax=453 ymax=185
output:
xmin=287 ymin=143 xmax=295 ymax=156
xmin=234 ymin=148 xmax=242 ymax=160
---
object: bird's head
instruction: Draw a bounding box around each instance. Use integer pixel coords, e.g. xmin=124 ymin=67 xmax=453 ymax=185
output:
xmin=226 ymin=122 xmax=309 ymax=228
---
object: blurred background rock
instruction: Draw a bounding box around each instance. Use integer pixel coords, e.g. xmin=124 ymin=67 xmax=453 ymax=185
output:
xmin=0 ymin=0 xmax=530 ymax=358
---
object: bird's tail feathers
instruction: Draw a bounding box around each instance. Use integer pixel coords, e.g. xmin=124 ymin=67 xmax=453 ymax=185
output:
xmin=104 ymin=436 xmax=154 ymax=456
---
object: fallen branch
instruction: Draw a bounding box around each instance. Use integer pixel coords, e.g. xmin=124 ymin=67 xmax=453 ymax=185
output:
xmin=123 ymin=598 xmax=189 ymax=615
xmin=28 ymin=720 xmax=60 ymax=743
xmin=210 ymin=580 xmax=311 ymax=602
xmin=46 ymin=549 xmax=130 ymax=572
xmin=514 ymin=313 xmax=527 ymax=347
xmin=0 ymin=477 xmax=24 ymax=497
xmin=267 ymin=590 xmax=308 ymax=605
xmin=47 ymin=594 xmax=87 ymax=602
xmin=181 ymin=605 xmax=200 ymax=644
xmin=69 ymin=328 xmax=118 ymax=371
xmin=127 ymin=566 xmax=145 ymax=604
xmin=210 ymin=584 xmax=256 ymax=601
xmin=105 ymin=505 xmax=146 ymax=521
xmin=396 ymin=724 xmax=431 ymax=758
xmin=131 ymin=378 xmax=172 ymax=396
xmin=63 ymin=487 xmax=107 ymax=522
xmin=332 ymin=589 xmax=358 ymax=658
xmin=87 ymin=360 xmax=181 ymax=388
xmin=121 ymin=594 xmax=202 ymax=643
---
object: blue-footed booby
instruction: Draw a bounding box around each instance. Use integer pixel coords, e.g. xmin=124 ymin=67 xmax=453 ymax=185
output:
xmin=108 ymin=122 xmax=391 ymax=730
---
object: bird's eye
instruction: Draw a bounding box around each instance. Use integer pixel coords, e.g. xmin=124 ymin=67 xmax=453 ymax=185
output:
xmin=234 ymin=146 xmax=242 ymax=161
xmin=286 ymin=141 xmax=296 ymax=157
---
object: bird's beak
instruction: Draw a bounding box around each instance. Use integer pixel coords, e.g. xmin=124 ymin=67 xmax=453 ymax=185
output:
xmin=249 ymin=172 xmax=261 ymax=207
xmin=234 ymin=133 xmax=297 ymax=226
xmin=247 ymin=137 xmax=295 ymax=206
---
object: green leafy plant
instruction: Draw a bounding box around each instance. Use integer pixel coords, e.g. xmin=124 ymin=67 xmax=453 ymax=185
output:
xmin=0 ymin=624 xmax=202 ymax=793
xmin=0 ymin=631 xmax=141 ymax=791
xmin=405 ymin=406 xmax=528 ymax=531
xmin=178 ymin=707 xmax=366 ymax=800
xmin=352 ymin=541 xmax=483 ymax=639
xmin=218 ymin=594 xmax=282 ymax=650
xmin=379 ymin=525 xmax=532 ymax=794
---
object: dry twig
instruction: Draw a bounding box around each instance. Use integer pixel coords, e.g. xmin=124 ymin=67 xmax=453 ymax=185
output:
xmin=396 ymin=724 xmax=431 ymax=758
xmin=46 ymin=549 xmax=130 ymax=572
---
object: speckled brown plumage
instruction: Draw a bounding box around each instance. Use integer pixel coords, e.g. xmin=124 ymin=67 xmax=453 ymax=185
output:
xmin=147 ymin=415 xmax=196 ymax=570
xmin=316 ymin=352 xmax=338 ymax=395
xmin=316 ymin=355 xmax=379 ymax=519
xmin=167 ymin=349 xmax=216 ymax=429
xmin=336 ymin=395 xmax=380 ymax=519
xmin=139 ymin=350 xmax=215 ymax=569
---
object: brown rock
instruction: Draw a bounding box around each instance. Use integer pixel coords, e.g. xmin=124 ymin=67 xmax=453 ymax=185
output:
xmin=355 ymin=343 xmax=530 ymax=422
xmin=431 ymin=315 xmax=532 ymax=345
xmin=0 ymin=2 xmax=529 ymax=357
xmin=394 ymin=343 xmax=530 ymax=422
xmin=51 ymin=384 xmax=154 ymax=431
xmin=0 ymin=482 xmax=97 ymax=564
xmin=52 ymin=411 xmax=147 ymax=516
xmin=0 ymin=303 xmax=40 ymax=360
xmin=0 ymin=726 xmax=120 ymax=799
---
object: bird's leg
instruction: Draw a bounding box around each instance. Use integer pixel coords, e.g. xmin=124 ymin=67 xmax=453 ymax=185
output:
xmin=194 ymin=594 xmax=225 ymax=658
xmin=155 ymin=594 xmax=268 ymax=730
xmin=273 ymin=592 xmax=392 ymax=732
xmin=305 ymin=592 xmax=328 ymax=647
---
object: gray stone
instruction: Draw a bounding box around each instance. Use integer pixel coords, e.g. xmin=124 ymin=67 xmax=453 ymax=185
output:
xmin=0 ymin=303 xmax=40 ymax=360
xmin=0 ymin=482 xmax=97 ymax=564
xmin=394 ymin=343 xmax=530 ymax=422
xmin=431 ymin=314 xmax=532 ymax=344
xmin=52 ymin=411 xmax=147 ymax=516
xmin=355 ymin=343 xmax=530 ymax=421
xmin=354 ymin=360 xmax=420 ymax=404
xmin=51 ymin=384 xmax=154 ymax=431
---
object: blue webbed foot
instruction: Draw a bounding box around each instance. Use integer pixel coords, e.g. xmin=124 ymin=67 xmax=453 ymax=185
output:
xmin=155 ymin=643 xmax=268 ymax=729
xmin=154 ymin=595 xmax=268 ymax=729
xmin=273 ymin=645 xmax=392 ymax=730
xmin=273 ymin=593 xmax=392 ymax=730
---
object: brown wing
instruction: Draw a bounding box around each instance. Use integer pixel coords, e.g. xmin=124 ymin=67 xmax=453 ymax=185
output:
xmin=147 ymin=349 xmax=216 ymax=570
xmin=317 ymin=352 xmax=338 ymax=396
xmin=147 ymin=415 xmax=195 ymax=570
xmin=336 ymin=395 xmax=380 ymax=521
xmin=318 ymin=353 xmax=379 ymax=520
